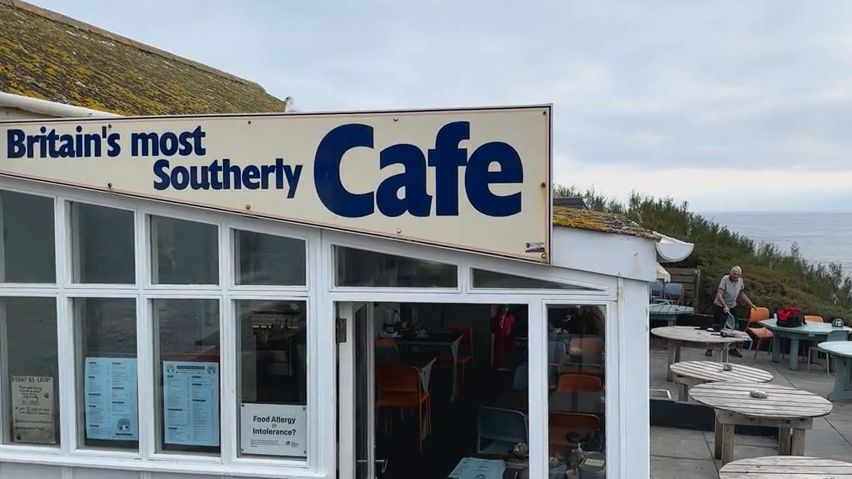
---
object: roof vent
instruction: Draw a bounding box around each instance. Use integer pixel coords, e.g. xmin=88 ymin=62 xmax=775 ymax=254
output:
xmin=553 ymin=197 xmax=590 ymax=210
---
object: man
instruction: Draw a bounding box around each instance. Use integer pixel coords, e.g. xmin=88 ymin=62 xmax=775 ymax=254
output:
xmin=706 ymin=266 xmax=757 ymax=358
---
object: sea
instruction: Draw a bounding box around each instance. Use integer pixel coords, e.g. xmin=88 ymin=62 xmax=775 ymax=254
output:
xmin=700 ymin=212 xmax=852 ymax=277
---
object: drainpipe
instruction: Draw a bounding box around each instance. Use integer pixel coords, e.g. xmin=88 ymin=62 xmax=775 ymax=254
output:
xmin=0 ymin=91 xmax=121 ymax=118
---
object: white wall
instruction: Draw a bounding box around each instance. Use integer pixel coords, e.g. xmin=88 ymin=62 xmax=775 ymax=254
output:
xmin=616 ymin=277 xmax=651 ymax=479
xmin=551 ymin=227 xmax=658 ymax=283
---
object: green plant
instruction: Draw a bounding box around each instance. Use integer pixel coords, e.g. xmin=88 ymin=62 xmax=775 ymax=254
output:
xmin=555 ymin=185 xmax=852 ymax=322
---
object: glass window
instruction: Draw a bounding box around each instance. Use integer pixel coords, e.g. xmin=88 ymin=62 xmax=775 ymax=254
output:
xmin=75 ymin=298 xmax=138 ymax=450
xmin=0 ymin=191 xmax=55 ymax=283
xmin=546 ymin=304 xmax=606 ymax=476
xmin=154 ymin=298 xmax=220 ymax=454
xmin=236 ymin=300 xmax=307 ymax=459
xmin=335 ymin=246 xmax=457 ymax=288
xmin=2 ymin=297 xmax=59 ymax=445
xmin=150 ymin=216 xmax=218 ymax=285
xmin=365 ymin=302 xmax=530 ymax=477
xmin=234 ymin=230 xmax=306 ymax=286
xmin=71 ymin=203 xmax=135 ymax=284
xmin=472 ymin=269 xmax=596 ymax=290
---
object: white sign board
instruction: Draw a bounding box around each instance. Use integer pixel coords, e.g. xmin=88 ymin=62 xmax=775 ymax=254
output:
xmin=240 ymin=403 xmax=307 ymax=457
xmin=11 ymin=375 xmax=55 ymax=444
xmin=1 ymin=106 xmax=552 ymax=262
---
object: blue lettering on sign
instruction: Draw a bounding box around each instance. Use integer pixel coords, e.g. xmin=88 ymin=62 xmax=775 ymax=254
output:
xmin=153 ymin=158 xmax=302 ymax=197
xmin=6 ymin=126 xmax=121 ymax=158
xmin=313 ymin=121 xmax=523 ymax=218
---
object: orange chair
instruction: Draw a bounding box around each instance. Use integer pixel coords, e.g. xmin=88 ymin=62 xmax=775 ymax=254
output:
xmin=568 ymin=337 xmax=604 ymax=363
xmin=559 ymin=364 xmax=604 ymax=379
xmin=376 ymin=337 xmax=398 ymax=348
xmin=556 ymin=373 xmax=602 ymax=392
xmin=804 ymin=315 xmax=824 ymax=323
xmin=745 ymin=307 xmax=773 ymax=358
xmin=376 ymin=365 xmax=431 ymax=451
xmin=548 ymin=412 xmax=600 ymax=456
xmin=439 ymin=325 xmax=474 ymax=397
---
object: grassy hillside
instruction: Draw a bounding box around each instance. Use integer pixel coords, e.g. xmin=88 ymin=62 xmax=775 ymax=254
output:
xmin=555 ymin=185 xmax=852 ymax=322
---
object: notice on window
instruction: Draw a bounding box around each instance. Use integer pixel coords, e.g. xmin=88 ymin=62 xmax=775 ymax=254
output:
xmin=11 ymin=375 xmax=55 ymax=444
xmin=240 ymin=403 xmax=307 ymax=457
xmin=162 ymin=361 xmax=219 ymax=447
xmin=84 ymin=357 xmax=138 ymax=441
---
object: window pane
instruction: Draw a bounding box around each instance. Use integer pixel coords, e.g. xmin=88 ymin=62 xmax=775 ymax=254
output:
xmin=1 ymin=191 xmax=55 ymax=283
xmin=472 ymin=269 xmax=596 ymax=290
xmin=335 ymin=246 xmax=457 ymax=287
xmin=547 ymin=304 xmax=606 ymax=475
xmin=76 ymin=298 xmax=138 ymax=450
xmin=237 ymin=300 xmax=307 ymax=459
xmin=367 ymin=302 xmax=530 ymax=477
xmin=154 ymin=299 xmax=220 ymax=454
xmin=2 ymin=297 xmax=59 ymax=445
xmin=150 ymin=216 xmax=218 ymax=285
xmin=235 ymin=230 xmax=306 ymax=286
xmin=72 ymin=203 xmax=135 ymax=284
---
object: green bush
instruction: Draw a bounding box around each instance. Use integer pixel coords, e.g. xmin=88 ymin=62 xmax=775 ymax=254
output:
xmin=555 ymin=185 xmax=852 ymax=323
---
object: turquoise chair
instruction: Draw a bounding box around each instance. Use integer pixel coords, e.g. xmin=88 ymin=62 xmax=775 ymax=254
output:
xmin=806 ymin=330 xmax=848 ymax=376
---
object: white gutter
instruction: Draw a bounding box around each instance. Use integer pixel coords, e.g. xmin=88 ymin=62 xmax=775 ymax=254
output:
xmin=656 ymin=232 xmax=694 ymax=263
xmin=0 ymin=91 xmax=120 ymax=118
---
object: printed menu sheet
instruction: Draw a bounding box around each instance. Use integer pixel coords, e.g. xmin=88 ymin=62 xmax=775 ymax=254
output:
xmin=84 ymin=357 xmax=138 ymax=441
xmin=162 ymin=360 xmax=219 ymax=446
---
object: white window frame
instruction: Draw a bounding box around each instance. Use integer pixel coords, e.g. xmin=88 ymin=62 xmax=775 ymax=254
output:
xmin=0 ymin=175 xmax=639 ymax=479
xmin=0 ymin=177 xmax=325 ymax=478
xmin=324 ymin=229 xmax=622 ymax=479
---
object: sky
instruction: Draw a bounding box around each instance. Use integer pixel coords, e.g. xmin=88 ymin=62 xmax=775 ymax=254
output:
xmin=29 ymin=0 xmax=852 ymax=212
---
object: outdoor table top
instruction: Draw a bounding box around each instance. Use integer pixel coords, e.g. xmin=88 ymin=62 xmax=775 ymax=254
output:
xmin=817 ymin=340 xmax=852 ymax=358
xmin=651 ymin=326 xmax=748 ymax=345
xmin=719 ymin=456 xmax=852 ymax=478
xmin=760 ymin=318 xmax=852 ymax=336
xmin=689 ymin=382 xmax=832 ymax=420
xmin=669 ymin=360 xmax=773 ymax=383
xmin=649 ymin=303 xmax=694 ymax=315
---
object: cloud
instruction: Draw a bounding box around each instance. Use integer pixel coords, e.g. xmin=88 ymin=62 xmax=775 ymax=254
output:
xmin=26 ymin=0 xmax=852 ymax=210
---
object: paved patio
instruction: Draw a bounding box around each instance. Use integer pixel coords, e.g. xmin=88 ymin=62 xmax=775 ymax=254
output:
xmin=649 ymin=337 xmax=852 ymax=478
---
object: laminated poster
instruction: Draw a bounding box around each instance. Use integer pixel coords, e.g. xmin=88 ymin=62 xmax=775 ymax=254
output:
xmin=11 ymin=375 xmax=55 ymax=444
xmin=240 ymin=403 xmax=307 ymax=457
xmin=84 ymin=357 xmax=138 ymax=441
xmin=162 ymin=360 xmax=219 ymax=447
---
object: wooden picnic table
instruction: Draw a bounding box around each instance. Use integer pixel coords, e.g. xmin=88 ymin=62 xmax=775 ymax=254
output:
xmin=719 ymin=456 xmax=852 ymax=478
xmin=760 ymin=318 xmax=852 ymax=370
xmin=651 ymin=326 xmax=750 ymax=381
xmin=669 ymin=360 xmax=773 ymax=402
xmin=689 ymin=382 xmax=832 ymax=466
xmin=817 ymin=341 xmax=852 ymax=401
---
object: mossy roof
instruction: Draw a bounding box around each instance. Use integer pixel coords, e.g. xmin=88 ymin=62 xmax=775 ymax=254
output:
xmin=552 ymin=207 xmax=658 ymax=240
xmin=0 ymin=0 xmax=288 ymax=115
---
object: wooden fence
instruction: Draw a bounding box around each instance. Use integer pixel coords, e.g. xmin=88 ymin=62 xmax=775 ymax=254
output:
xmin=666 ymin=267 xmax=702 ymax=309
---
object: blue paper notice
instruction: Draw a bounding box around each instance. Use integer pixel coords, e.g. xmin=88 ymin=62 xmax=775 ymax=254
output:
xmin=84 ymin=357 xmax=138 ymax=441
xmin=162 ymin=361 xmax=219 ymax=447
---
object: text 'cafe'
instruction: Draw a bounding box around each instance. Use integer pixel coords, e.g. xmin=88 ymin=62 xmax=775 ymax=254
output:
xmin=0 ymin=106 xmax=656 ymax=479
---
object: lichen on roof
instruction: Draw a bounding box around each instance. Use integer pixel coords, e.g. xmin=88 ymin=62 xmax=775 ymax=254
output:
xmin=0 ymin=0 xmax=288 ymax=115
xmin=552 ymin=206 xmax=658 ymax=239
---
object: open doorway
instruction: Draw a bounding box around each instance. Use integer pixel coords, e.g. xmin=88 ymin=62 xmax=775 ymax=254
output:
xmin=338 ymin=301 xmax=608 ymax=479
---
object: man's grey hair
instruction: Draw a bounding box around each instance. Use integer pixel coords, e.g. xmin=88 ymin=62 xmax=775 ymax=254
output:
xmin=731 ymin=266 xmax=742 ymax=274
